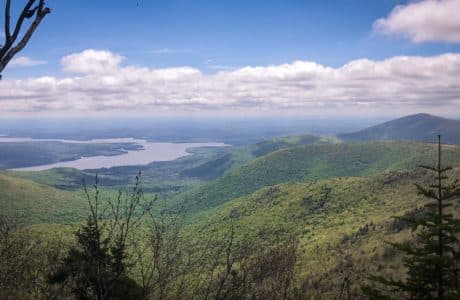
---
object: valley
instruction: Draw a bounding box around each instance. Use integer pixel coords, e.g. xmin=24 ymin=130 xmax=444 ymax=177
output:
xmin=2 ymin=1 xmax=459 ymax=297
xmin=2 ymin=113 xmax=460 ymax=298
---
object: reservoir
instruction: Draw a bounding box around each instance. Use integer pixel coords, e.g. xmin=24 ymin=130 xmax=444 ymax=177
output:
xmin=0 ymin=137 xmax=228 ymax=171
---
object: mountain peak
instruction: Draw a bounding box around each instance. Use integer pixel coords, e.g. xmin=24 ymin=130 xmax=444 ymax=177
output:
xmin=339 ymin=113 xmax=460 ymax=144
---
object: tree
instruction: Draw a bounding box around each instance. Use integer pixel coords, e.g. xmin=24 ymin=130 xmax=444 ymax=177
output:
xmin=49 ymin=173 xmax=154 ymax=300
xmin=1 ymin=0 xmax=50 ymax=78
xmin=195 ymin=212 xmax=299 ymax=300
xmin=364 ymin=135 xmax=460 ymax=299
xmin=133 ymin=208 xmax=186 ymax=300
xmin=0 ymin=212 xmax=33 ymax=298
xmin=0 ymin=212 xmax=65 ymax=299
xmin=309 ymin=245 xmax=365 ymax=299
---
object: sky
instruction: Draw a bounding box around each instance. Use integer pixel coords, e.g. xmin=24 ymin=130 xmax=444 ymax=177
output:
xmin=1 ymin=0 xmax=460 ymax=117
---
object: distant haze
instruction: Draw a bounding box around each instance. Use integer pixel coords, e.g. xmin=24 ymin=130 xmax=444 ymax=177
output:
xmin=0 ymin=116 xmax=389 ymax=145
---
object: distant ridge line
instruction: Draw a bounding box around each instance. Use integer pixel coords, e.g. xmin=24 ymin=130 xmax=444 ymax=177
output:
xmin=338 ymin=113 xmax=460 ymax=145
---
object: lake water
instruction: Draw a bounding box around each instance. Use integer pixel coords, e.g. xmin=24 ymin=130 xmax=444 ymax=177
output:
xmin=0 ymin=137 xmax=228 ymax=171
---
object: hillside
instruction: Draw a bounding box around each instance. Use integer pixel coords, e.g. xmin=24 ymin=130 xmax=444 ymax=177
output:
xmin=7 ymin=139 xmax=460 ymax=225
xmin=4 ymin=135 xmax=328 ymax=196
xmin=179 ymin=134 xmax=332 ymax=179
xmin=4 ymin=137 xmax=460 ymax=297
xmin=184 ymin=167 xmax=460 ymax=296
xmin=171 ymin=141 xmax=460 ymax=212
xmin=0 ymin=173 xmax=88 ymax=224
xmin=338 ymin=113 xmax=460 ymax=144
xmin=249 ymin=134 xmax=328 ymax=157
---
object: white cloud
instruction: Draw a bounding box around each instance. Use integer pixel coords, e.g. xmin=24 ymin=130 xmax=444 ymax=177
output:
xmin=61 ymin=49 xmax=124 ymax=74
xmin=9 ymin=56 xmax=46 ymax=68
xmin=374 ymin=0 xmax=460 ymax=43
xmin=1 ymin=49 xmax=460 ymax=115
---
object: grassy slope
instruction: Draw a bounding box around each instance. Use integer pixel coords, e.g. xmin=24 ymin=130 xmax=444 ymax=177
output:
xmin=171 ymin=141 xmax=460 ymax=212
xmin=5 ymin=168 xmax=103 ymax=190
xmin=0 ymin=173 xmax=89 ymax=224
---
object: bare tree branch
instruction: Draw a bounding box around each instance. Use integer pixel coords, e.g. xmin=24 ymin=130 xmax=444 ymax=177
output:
xmin=4 ymin=0 xmax=11 ymax=41
xmin=0 ymin=0 xmax=50 ymax=79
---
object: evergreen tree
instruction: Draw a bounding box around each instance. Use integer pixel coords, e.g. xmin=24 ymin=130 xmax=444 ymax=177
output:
xmin=49 ymin=173 xmax=152 ymax=300
xmin=364 ymin=135 xmax=460 ymax=299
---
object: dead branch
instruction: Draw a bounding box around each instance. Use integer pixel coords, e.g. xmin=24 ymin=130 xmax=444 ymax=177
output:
xmin=0 ymin=0 xmax=50 ymax=78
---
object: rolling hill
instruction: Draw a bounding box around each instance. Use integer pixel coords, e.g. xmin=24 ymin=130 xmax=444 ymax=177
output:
xmin=183 ymin=167 xmax=460 ymax=297
xmin=0 ymin=173 xmax=88 ymax=224
xmin=338 ymin=113 xmax=460 ymax=144
xmin=169 ymin=141 xmax=460 ymax=212
xmin=6 ymin=137 xmax=460 ymax=226
xmin=4 ymin=132 xmax=460 ymax=297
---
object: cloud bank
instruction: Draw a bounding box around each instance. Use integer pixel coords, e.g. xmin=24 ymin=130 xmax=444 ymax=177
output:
xmin=374 ymin=0 xmax=460 ymax=43
xmin=1 ymin=49 xmax=460 ymax=115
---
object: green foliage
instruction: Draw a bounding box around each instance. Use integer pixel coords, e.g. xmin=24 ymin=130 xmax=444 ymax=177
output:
xmin=49 ymin=216 xmax=143 ymax=300
xmin=0 ymin=213 xmax=69 ymax=300
xmin=7 ymin=168 xmax=109 ymax=190
xmin=365 ymin=137 xmax=460 ymax=299
xmin=0 ymin=173 xmax=89 ymax=224
xmin=2 ymin=134 xmax=332 ymax=207
xmin=3 ymin=135 xmax=460 ymax=298
xmin=180 ymin=153 xmax=232 ymax=179
xmin=172 ymin=141 xmax=460 ymax=212
xmin=49 ymin=174 xmax=151 ymax=300
xmin=251 ymin=134 xmax=323 ymax=157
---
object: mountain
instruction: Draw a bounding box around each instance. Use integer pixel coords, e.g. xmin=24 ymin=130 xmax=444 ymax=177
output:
xmin=0 ymin=173 xmax=88 ymax=224
xmin=183 ymin=167 xmax=460 ymax=297
xmin=169 ymin=141 xmax=460 ymax=212
xmin=338 ymin=113 xmax=460 ymax=144
xmin=180 ymin=134 xmax=332 ymax=178
xmin=5 ymin=132 xmax=460 ymax=297
xmin=249 ymin=134 xmax=326 ymax=157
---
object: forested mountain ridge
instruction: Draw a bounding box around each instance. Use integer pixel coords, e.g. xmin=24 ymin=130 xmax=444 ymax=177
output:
xmin=2 ymin=126 xmax=460 ymax=298
xmin=169 ymin=140 xmax=460 ymax=213
xmin=178 ymin=166 xmax=460 ymax=297
xmin=339 ymin=113 xmax=460 ymax=144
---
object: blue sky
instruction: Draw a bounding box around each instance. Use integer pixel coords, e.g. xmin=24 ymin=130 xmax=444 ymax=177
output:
xmin=2 ymin=0 xmax=460 ymax=117
xmin=8 ymin=0 xmax=459 ymax=77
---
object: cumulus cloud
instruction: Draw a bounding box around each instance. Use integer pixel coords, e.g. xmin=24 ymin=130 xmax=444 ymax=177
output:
xmin=1 ymin=49 xmax=460 ymax=115
xmin=61 ymin=49 xmax=124 ymax=74
xmin=374 ymin=0 xmax=460 ymax=43
xmin=9 ymin=56 xmax=46 ymax=68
